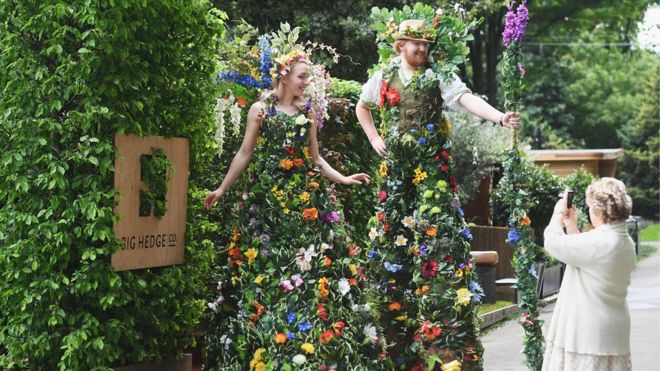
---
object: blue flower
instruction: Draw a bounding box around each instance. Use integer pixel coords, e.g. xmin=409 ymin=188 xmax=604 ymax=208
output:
xmin=217 ymin=71 xmax=262 ymax=89
xmin=469 ymin=280 xmax=484 ymax=304
xmin=507 ymin=229 xmax=520 ymax=245
xmin=384 ymin=261 xmax=403 ymax=272
xmin=419 ymin=245 xmax=429 ymax=255
xmin=457 ymin=208 xmax=465 ymax=218
xmin=459 ymin=228 xmax=473 ymax=241
xmin=287 ymin=332 xmax=295 ymax=341
xmin=368 ymin=249 xmax=376 ymax=260
xmin=378 ymin=280 xmax=388 ymax=294
xmin=258 ymin=36 xmax=273 ymax=87
xmin=529 ymin=264 xmax=538 ymax=279
xmin=287 ymin=312 xmax=297 ymax=324
xmin=426 ymin=123 xmax=435 ymax=131
xmin=298 ymin=321 xmax=311 ymax=332
xmin=418 ymin=137 xmax=427 ymax=145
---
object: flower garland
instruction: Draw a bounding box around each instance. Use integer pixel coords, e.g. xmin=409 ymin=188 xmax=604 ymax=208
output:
xmin=500 ymin=1 xmax=545 ymax=370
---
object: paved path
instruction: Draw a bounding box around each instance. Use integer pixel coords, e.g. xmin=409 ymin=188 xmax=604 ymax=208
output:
xmin=481 ymin=242 xmax=660 ymax=370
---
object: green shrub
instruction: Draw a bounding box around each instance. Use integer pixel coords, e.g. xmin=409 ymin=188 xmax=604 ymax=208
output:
xmin=0 ymin=1 xmax=224 ymax=369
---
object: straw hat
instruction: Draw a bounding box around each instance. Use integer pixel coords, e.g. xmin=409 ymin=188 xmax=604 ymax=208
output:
xmin=393 ymin=19 xmax=435 ymax=42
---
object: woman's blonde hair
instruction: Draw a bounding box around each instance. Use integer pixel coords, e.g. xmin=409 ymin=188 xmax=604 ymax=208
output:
xmin=259 ymin=61 xmax=309 ymax=111
xmin=586 ymin=177 xmax=633 ymax=223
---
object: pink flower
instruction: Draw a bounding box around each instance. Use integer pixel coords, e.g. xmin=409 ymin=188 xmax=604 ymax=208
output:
xmin=379 ymin=190 xmax=388 ymax=202
xmin=279 ymin=279 xmax=294 ymax=292
xmin=518 ymin=63 xmax=526 ymax=76
xmin=291 ymin=274 xmax=304 ymax=287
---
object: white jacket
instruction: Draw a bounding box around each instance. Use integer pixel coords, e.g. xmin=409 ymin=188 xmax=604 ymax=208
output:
xmin=543 ymin=222 xmax=635 ymax=355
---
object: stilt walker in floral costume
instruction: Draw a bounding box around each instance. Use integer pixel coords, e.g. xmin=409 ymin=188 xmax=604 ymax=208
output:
xmin=356 ymin=4 xmax=520 ymax=369
xmin=204 ymin=25 xmax=381 ymax=370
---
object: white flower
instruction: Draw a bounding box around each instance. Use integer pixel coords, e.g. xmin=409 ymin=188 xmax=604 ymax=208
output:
xmin=424 ymin=68 xmax=434 ymax=79
xmin=394 ymin=234 xmax=408 ymax=247
xmin=402 ymin=216 xmax=415 ymax=229
xmin=295 ymin=114 xmax=309 ymax=126
xmin=229 ymin=104 xmax=242 ymax=136
xmin=296 ymin=244 xmax=317 ymax=272
xmin=363 ymin=324 xmax=378 ymax=344
xmin=292 ymin=354 xmax=307 ymax=365
xmin=320 ymin=242 xmax=332 ymax=251
xmin=436 ymin=8 xmax=443 ymax=16
xmin=338 ymin=278 xmax=351 ymax=296
xmin=369 ymin=227 xmax=379 ymax=241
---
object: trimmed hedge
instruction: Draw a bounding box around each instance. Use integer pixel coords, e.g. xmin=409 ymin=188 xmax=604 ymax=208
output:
xmin=0 ymin=1 xmax=224 ymax=369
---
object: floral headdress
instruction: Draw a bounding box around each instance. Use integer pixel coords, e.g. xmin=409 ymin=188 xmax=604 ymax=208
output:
xmin=270 ymin=48 xmax=311 ymax=81
xmin=369 ymin=3 xmax=480 ymax=81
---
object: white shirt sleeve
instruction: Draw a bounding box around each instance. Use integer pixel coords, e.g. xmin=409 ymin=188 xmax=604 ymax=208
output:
xmin=439 ymin=72 xmax=472 ymax=111
xmin=358 ymin=70 xmax=384 ymax=109
xmin=543 ymin=223 xmax=601 ymax=268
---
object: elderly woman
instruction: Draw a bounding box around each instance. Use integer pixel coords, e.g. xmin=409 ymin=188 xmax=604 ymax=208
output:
xmin=542 ymin=177 xmax=635 ymax=371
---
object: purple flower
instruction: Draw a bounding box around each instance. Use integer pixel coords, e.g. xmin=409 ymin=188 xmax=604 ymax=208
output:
xmin=287 ymin=332 xmax=295 ymax=341
xmin=368 ymin=249 xmax=376 ymax=260
xmin=418 ymin=137 xmax=427 ymax=145
xmin=502 ymin=1 xmax=529 ymax=46
xmin=420 ymin=245 xmax=429 ymax=255
xmin=507 ymin=229 xmax=521 ymax=245
xmin=303 ymin=102 xmax=312 ymax=111
xmin=457 ymin=208 xmax=465 ymax=218
xmin=321 ymin=211 xmax=341 ymax=223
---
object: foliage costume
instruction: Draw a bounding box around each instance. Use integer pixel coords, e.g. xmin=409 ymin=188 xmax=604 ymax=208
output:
xmin=206 ymin=25 xmax=380 ymax=370
xmin=362 ymin=5 xmax=484 ymax=369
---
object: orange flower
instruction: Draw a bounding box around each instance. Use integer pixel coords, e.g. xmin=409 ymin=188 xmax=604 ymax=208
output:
xmin=347 ymin=244 xmax=359 ymax=257
xmin=232 ymin=229 xmax=241 ymax=241
xmin=349 ymin=278 xmax=358 ymax=286
xmin=308 ymin=181 xmax=320 ymax=189
xmin=235 ymin=96 xmax=247 ymax=107
xmin=317 ymin=304 xmax=328 ymax=321
xmin=307 ymin=171 xmax=318 ymax=177
xmin=520 ymin=215 xmax=531 ymax=226
xmin=333 ymin=321 xmax=345 ymax=336
xmin=274 ymin=332 xmax=287 ymax=344
xmin=319 ymin=329 xmax=334 ymax=344
xmin=293 ymin=158 xmax=305 ymax=167
xmin=324 ymin=256 xmax=332 ymax=267
xmin=425 ymin=226 xmax=438 ymax=237
xmin=280 ymin=159 xmax=294 ymax=170
xmin=318 ymin=277 xmax=329 ymax=299
xmin=388 ymin=302 xmax=402 ymax=311
xmin=302 ymin=207 xmax=318 ymax=221
xmin=415 ymin=285 xmax=430 ymax=296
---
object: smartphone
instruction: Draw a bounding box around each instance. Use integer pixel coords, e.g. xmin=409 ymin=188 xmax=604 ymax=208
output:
xmin=566 ymin=190 xmax=574 ymax=208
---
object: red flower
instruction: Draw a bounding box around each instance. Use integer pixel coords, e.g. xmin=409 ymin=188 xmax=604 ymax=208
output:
xmin=333 ymin=321 xmax=346 ymax=336
xmin=441 ymin=150 xmax=450 ymax=160
xmin=320 ymin=329 xmax=334 ymax=344
xmin=449 ymin=176 xmax=458 ymax=193
xmin=443 ymin=255 xmax=453 ymax=263
xmin=421 ymin=260 xmax=439 ymax=280
xmin=411 ymin=365 xmax=424 ymax=371
xmin=384 ymin=88 xmax=400 ymax=106
xmin=377 ymin=212 xmax=384 ymax=222
xmin=379 ymin=190 xmax=388 ymax=202
xmin=284 ymin=146 xmax=295 ymax=155
xmin=441 ymin=164 xmax=449 ymax=172
xmin=378 ymin=81 xmax=389 ymax=108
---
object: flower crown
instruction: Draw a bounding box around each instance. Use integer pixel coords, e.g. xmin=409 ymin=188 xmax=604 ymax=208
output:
xmin=270 ymin=48 xmax=311 ymax=80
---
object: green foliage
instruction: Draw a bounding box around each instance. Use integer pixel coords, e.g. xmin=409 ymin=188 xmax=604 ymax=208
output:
xmin=617 ymin=62 xmax=659 ymax=219
xmin=447 ymin=110 xmax=510 ymax=201
xmin=0 ymin=1 xmax=224 ymax=369
xmin=640 ymin=224 xmax=660 ymax=242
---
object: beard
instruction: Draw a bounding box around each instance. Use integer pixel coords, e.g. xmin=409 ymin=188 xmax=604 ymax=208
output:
xmin=402 ymin=50 xmax=428 ymax=68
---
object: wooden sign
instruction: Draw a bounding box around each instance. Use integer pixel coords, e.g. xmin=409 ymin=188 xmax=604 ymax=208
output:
xmin=112 ymin=133 xmax=189 ymax=271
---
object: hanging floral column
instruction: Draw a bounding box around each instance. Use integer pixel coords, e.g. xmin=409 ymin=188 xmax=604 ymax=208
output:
xmin=500 ymin=1 xmax=545 ymax=370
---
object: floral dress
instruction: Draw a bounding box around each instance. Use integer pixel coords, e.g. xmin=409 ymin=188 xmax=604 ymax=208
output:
xmin=360 ymin=60 xmax=484 ymax=369
xmin=206 ymin=96 xmax=380 ymax=371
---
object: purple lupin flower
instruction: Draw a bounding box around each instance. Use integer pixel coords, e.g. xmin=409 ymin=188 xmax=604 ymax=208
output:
xmin=320 ymin=211 xmax=341 ymax=223
xmin=502 ymin=1 xmax=529 ymax=46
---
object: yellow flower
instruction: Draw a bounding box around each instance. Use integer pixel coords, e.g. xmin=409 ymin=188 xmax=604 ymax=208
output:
xmin=300 ymin=192 xmax=310 ymax=202
xmin=412 ymin=166 xmax=428 ymax=186
xmin=254 ymin=348 xmax=266 ymax=361
xmin=245 ymin=248 xmax=258 ymax=264
xmin=254 ymin=274 xmax=266 ymax=285
xmin=318 ymin=277 xmax=330 ymax=299
xmin=379 ymin=161 xmax=388 ymax=177
xmin=283 ymin=207 xmax=291 ymax=215
xmin=441 ymin=360 xmax=462 ymax=371
xmin=254 ymin=362 xmax=266 ymax=371
xmin=455 ymin=269 xmax=464 ymax=278
xmin=231 ymin=274 xmax=240 ymax=286
xmin=395 ymin=315 xmax=408 ymax=321
xmin=302 ymin=146 xmax=310 ymax=160
xmin=348 ymin=264 xmax=357 ymax=275
xmin=456 ymin=288 xmax=473 ymax=306
xmin=301 ymin=343 xmax=315 ymax=354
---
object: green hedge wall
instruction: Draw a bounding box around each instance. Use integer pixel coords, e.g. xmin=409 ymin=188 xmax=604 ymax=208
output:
xmin=0 ymin=1 xmax=224 ymax=369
